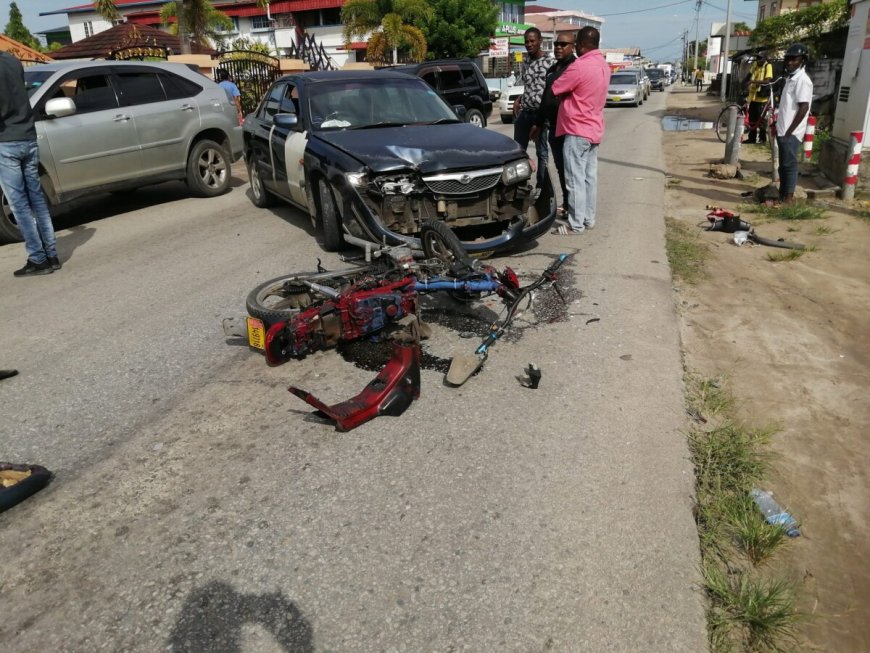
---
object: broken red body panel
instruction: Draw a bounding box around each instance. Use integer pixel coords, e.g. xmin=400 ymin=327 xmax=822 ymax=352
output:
xmin=288 ymin=342 xmax=421 ymax=431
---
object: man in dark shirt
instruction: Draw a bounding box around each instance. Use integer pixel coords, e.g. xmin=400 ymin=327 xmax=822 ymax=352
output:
xmin=0 ymin=52 xmax=59 ymax=276
xmin=513 ymin=27 xmax=554 ymax=191
xmin=531 ymin=30 xmax=577 ymax=215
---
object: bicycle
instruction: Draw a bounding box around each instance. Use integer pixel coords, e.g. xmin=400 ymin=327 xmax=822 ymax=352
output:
xmin=715 ymin=79 xmax=781 ymax=143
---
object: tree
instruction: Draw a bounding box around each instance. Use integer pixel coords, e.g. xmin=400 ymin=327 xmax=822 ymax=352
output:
xmin=731 ymin=21 xmax=751 ymax=34
xmin=749 ymin=0 xmax=849 ymax=54
xmin=159 ymin=0 xmax=234 ymax=51
xmin=341 ymin=0 xmax=431 ymax=64
xmin=3 ymin=1 xmax=41 ymax=50
xmin=421 ymin=0 xmax=498 ymax=60
xmin=95 ymin=0 xmax=269 ymax=54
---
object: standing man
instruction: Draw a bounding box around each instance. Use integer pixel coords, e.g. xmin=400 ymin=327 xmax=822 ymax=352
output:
xmin=217 ymin=68 xmax=244 ymax=124
xmin=513 ymin=27 xmax=554 ymax=191
xmin=0 ymin=52 xmax=59 ymax=277
xmin=550 ymin=26 xmax=609 ymax=234
xmin=776 ymin=43 xmax=813 ymax=205
xmin=694 ymin=67 xmax=704 ymax=92
xmin=530 ymin=31 xmax=577 ymax=216
xmin=744 ymin=51 xmax=773 ymax=144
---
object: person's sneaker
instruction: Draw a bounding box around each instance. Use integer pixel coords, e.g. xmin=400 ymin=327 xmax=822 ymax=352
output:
xmin=13 ymin=259 xmax=53 ymax=277
xmin=48 ymin=256 xmax=62 ymax=270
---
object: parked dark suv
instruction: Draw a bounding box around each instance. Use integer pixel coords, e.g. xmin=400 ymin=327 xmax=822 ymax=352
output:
xmin=388 ymin=59 xmax=493 ymax=127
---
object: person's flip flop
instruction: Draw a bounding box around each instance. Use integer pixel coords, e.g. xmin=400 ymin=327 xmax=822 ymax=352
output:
xmin=552 ymin=224 xmax=584 ymax=235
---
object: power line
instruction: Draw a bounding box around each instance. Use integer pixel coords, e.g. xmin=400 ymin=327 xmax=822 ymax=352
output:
xmin=597 ymin=0 xmax=695 ymax=18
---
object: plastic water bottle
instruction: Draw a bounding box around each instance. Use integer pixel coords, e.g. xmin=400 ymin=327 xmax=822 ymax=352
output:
xmin=750 ymin=489 xmax=801 ymax=537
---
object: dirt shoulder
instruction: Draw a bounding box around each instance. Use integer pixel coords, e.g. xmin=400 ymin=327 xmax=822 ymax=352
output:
xmin=662 ymin=85 xmax=870 ymax=651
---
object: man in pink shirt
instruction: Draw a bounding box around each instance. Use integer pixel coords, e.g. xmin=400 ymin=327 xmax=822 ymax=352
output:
xmin=551 ymin=27 xmax=610 ymax=233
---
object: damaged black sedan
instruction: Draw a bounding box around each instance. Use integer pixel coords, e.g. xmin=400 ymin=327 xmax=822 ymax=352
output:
xmin=243 ymin=70 xmax=556 ymax=253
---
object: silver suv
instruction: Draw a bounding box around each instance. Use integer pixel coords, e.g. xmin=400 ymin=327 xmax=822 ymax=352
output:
xmin=0 ymin=60 xmax=243 ymax=243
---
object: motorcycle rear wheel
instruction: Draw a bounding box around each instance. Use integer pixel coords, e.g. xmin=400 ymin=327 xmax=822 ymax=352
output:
xmin=246 ymin=266 xmax=383 ymax=325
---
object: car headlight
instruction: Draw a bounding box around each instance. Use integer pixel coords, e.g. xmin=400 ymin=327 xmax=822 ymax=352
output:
xmin=502 ymin=159 xmax=531 ymax=185
xmin=346 ymin=172 xmax=367 ymax=188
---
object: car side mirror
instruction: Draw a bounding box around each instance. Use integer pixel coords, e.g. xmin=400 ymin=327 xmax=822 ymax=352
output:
xmin=274 ymin=113 xmax=299 ymax=129
xmin=44 ymin=97 xmax=76 ymax=119
xmin=452 ymin=104 xmax=467 ymax=119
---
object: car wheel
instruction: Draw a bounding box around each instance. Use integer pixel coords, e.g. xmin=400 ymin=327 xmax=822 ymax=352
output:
xmin=186 ymin=139 xmax=232 ymax=198
xmin=466 ymin=109 xmax=485 ymax=127
xmin=317 ymin=178 xmax=344 ymax=252
xmin=500 ymin=114 xmax=514 ymax=125
xmin=0 ymin=190 xmax=22 ymax=244
xmin=247 ymin=155 xmax=275 ymax=208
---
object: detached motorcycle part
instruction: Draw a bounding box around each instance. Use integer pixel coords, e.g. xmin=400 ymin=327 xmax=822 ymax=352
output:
xmin=420 ymin=220 xmax=477 ymax=272
xmin=288 ymin=343 xmax=421 ymax=432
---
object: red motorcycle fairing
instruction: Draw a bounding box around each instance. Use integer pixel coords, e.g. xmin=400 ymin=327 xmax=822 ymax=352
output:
xmin=288 ymin=342 xmax=421 ymax=431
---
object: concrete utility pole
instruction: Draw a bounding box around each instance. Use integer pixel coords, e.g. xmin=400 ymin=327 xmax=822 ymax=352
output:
xmin=720 ymin=0 xmax=732 ymax=101
xmin=693 ymin=0 xmax=702 ymax=70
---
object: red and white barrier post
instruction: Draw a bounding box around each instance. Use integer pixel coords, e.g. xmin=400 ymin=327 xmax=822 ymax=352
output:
xmin=803 ymin=115 xmax=816 ymax=160
xmin=842 ymin=131 xmax=864 ymax=200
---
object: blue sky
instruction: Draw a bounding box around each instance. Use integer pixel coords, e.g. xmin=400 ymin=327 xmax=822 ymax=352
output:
xmin=6 ymin=0 xmax=760 ymax=63
xmin=546 ymin=0 xmax=759 ymax=62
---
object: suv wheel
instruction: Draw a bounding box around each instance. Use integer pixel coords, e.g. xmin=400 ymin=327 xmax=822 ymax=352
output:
xmin=465 ymin=109 xmax=485 ymax=127
xmin=187 ymin=139 xmax=232 ymax=198
xmin=0 ymin=190 xmax=21 ymax=243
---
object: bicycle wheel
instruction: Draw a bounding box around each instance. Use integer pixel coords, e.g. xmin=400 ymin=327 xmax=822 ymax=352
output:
xmin=246 ymin=266 xmax=384 ymax=325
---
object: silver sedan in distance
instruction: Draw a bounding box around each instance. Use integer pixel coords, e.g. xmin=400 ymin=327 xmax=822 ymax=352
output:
xmin=606 ymin=72 xmax=644 ymax=107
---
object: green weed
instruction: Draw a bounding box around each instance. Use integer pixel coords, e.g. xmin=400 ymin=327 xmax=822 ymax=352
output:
xmin=766 ymin=249 xmax=809 ymax=262
xmin=665 ymin=217 xmax=709 ymax=284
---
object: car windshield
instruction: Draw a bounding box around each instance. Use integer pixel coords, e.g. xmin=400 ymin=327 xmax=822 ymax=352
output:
xmin=307 ymin=78 xmax=459 ymax=131
xmin=611 ymin=74 xmax=637 ymax=85
xmin=646 ymin=69 xmax=664 ymax=79
xmin=23 ymin=70 xmax=54 ymax=97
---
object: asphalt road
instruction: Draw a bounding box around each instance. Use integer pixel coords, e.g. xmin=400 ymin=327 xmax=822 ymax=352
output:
xmin=0 ymin=88 xmax=707 ymax=652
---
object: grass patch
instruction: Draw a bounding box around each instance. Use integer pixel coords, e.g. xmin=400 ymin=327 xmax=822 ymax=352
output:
xmin=766 ymin=248 xmax=810 ymax=262
xmin=705 ymin=561 xmax=803 ymax=652
xmin=683 ymin=375 xmax=805 ymax=652
xmin=665 ymin=217 xmax=709 ymax=284
xmin=723 ymin=495 xmax=789 ymax=566
xmin=814 ymin=225 xmax=835 ymax=235
xmin=738 ymin=203 xmax=826 ymax=221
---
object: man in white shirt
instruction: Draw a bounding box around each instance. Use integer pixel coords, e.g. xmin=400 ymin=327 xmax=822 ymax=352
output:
xmin=776 ymin=43 xmax=813 ymax=205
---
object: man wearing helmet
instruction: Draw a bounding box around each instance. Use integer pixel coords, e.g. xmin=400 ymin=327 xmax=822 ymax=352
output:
xmin=776 ymin=43 xmax=813 ymax=204
xmin=744 ymin=51 xmax=773 ymax=144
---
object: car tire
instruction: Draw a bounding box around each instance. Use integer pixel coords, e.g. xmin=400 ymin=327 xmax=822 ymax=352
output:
xmin=500 ymin=114 xmax=514 ymax=125
xmin=186 ymin=139 xmax=232 ymax=198
xmin=317 ymin=178 xmax=344 ymax=252
xmin=247 ymin=155 xmax=276 ymax=208
xmin=465 ymin=108 xmax=485 ymax=127
xmin=0 ymin=190 xmax=22 ymax=244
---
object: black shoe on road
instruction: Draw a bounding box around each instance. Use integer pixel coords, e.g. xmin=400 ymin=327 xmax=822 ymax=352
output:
xmin=48 ymin=256 xmax=62 ymax=270
xmin=0 ymin=369 xmax=19 ymax=380
xmin=13 ymin=259 xmax=54 ymax=277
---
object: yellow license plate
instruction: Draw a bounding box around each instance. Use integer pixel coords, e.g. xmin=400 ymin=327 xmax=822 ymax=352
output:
xmin=247 ymin=316 xmax=265 ymax=350
xmin=611 ymin=97 xmax=621 ymax=101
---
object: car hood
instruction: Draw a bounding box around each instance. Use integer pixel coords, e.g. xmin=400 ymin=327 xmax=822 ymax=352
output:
xmin=608 ymin=84 xmax=639 ymax=92
xmin=314 ymin=124 xmax=524 ymax=173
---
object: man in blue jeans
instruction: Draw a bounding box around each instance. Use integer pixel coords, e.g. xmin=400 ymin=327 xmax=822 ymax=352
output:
xmin=776 ymin=43 xmax=813 ymax=205
xmin=0 ymin=52 xmax=59 ymax=277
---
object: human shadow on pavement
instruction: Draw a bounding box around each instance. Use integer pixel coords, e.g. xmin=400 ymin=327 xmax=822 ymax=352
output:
xmin=168 ymin=580 xmax=313 ymax=652
xmin=55 ymin=224 xmax=95 ymax=263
